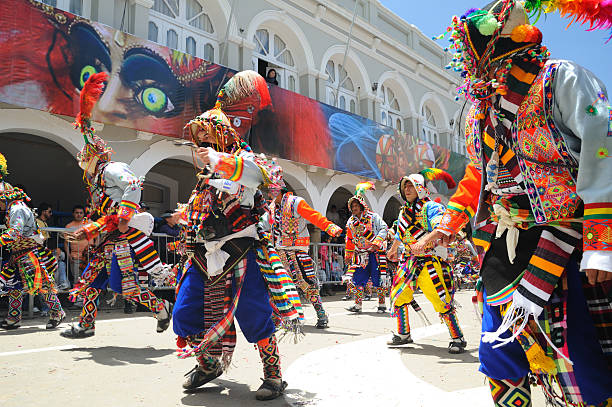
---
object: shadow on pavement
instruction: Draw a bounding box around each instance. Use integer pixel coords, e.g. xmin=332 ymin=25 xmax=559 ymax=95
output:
xmin=61 ymin=345 xmax=174 ymax=366
xmin=181 ymin=378 xmax=292 ymax=406
xmin=396 ymin=342 xmax=479 ymax=364
xmin=301 ymin=326 xmax=360 ymax=336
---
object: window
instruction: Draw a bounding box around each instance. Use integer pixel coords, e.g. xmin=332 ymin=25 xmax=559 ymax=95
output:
xmin=288 ymin=76 xmax=296 ymax=92
xmin=422 ymin=105 xmax=439 ymax=145
xmin=153 ymin=0 xmax=178 ymax=18
xmin=150 ymin=0 xmax=218 ymax=58
xmin=41 ymin=0 xmax=57 ymax=6
xmin=186 ymin=0 xmax=213 ymax=33
xmin=252 ymin=28 xmax=299 ymax=93
xmin=186 ymin=36 xmax=197 ymax=56
xmin=380 ymin=84 xmax=402 ymax=130
xmin=325 ymin=58 xmax=357 ymax=112
xmin=166 ymin=29 xmax=178 ymax=49
xmin=148 ymin=22 xmax=159 ymax=42
xmin=204 ymin=43 xmax=214 ymax=62
xmin=69 ymin=0 xmax=82 ymax=15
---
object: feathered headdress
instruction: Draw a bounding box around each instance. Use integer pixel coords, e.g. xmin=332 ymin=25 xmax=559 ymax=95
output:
xmin=75 ymin=72 xmax=113 ymax=164
xmin=436 ymin=0 xmax=611 ymax=102
xmin=420 ymin=168 xmax=457 ymax=189
xmin=215 ymin=70 xmax=272 ymax=111
xmin=0 ymin=153 xmax=7 ymax=180
xmin=399 ymin=168 xmax=456 ymax=201
xmin=186 ymin=70 xmax=272 ymax=151
xmin=348 ymin=181 xmax=375 ymax=211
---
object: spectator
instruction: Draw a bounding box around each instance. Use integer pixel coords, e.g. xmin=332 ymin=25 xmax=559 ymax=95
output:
xmin=326 ymin=204 xmax=340 ymax=225
xmin=157 ymin=211 xmax=181 ymax=237
xmin=331 ymin=254 xmax=343 ymax=281
xmin=63 ymin=205 xmax=92 ymax=284
xmin=265 ymin=69 xmax=279 ymax=85
xmin=36 ymin=202 xmax=53 ymax=241
xmin=139 ymin=202 xmax=151 ymax=213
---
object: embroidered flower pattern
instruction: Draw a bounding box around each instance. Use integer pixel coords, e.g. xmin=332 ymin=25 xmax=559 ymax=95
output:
xmin=597 ymin=147 xmax=609 ymax=159
xmin=597 ymin=92 xmax=607 ymax=102
xmin=586 ymin=104 xmax=598 ymax=116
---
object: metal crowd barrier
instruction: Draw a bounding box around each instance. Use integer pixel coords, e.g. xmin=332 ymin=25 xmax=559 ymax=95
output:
xmin=0 ymin=227 xmax=179 ymax=319
xmin=308 ymin=242 xmax=347 ymax=286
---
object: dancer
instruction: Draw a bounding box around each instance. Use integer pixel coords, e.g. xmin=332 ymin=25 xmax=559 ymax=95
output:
xmin=173 ymin=71 xmax=303 ymax=400
xmin=0 ymin=154 xmax=65 ymax=330
xmin=387 ymin=170 xmax=466 ymax=353
xmin=263 ymin=188 xmax=342 ymax=328
xmin=344 ymin=182 xmax=388 ymax=313
xmin=61 ymin=73 xmax=171 ymax=338
xmin=420 ymin=1 xmax=612 ymax=404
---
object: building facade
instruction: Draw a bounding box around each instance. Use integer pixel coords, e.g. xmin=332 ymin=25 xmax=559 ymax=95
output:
xmin=0 ymin=0 xmax=467 ymax=229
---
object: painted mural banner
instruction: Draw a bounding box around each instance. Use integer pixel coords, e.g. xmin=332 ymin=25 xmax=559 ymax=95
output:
xmin=0 ymin=0 xmax=467 ymax=185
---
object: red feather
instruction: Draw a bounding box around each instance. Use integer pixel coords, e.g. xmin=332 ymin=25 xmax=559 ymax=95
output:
xmin=438 ymin=171 xmax=457 ymax=189
xmin=75 ymin=72 xmax=108 ymax=128
xmin=252 ymin=74 xmax=272 ymax=109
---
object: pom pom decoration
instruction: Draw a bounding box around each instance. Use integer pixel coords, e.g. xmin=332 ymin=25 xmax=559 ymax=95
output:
xmin=0 ymin=153 xmax=7 ymax=179
xmin=419 ymin=168 xmax=457 ymax=189
xmin=355 ymin=181 xmax=376 ymax=196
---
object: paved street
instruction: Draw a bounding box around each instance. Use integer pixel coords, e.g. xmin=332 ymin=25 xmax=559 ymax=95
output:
xmin=0 ymin=291 xmax=544 ymax=406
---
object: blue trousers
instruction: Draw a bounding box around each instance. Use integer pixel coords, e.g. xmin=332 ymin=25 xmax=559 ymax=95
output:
xmin=173 ymin=249 xmax=275 ymax=343
xmin=479 ymin=258 xmax=612 ymax=405
xmin=87 ymin=253 xmax=137 ymax=293
xmin=352 ymin=252 xmax=381 ymax=287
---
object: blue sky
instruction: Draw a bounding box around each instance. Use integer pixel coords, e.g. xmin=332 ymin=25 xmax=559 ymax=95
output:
xmin=382 ymin=0 xmax=612 ymax=90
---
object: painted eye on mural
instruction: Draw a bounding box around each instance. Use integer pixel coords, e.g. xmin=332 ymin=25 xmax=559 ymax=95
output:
xmin=79 ymin=65 xmax=99 ymax=88
xmin=233 ymin=117 xmax=242 ymax=127
xmin=136 ymin=86 xmax=174 ymax=114
xmin=68 ymin=24 xmax=112 ymax=91
xmin=120 ymin=47 xmax=184 ymax=118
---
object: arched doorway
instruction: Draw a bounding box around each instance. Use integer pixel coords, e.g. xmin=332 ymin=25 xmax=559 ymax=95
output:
xmin=382 ymin=197 xmax=402 ymax=228
xmin=144 ymin=158 xmax=197 ymax=217
xmin=0 ymin=132 xmax=87 ymax=223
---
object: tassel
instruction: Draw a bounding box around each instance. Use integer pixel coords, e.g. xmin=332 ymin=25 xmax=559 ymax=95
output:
xmin=481 ymin=301 xmax=528 ymax=346
xmin=484 ymin=148 xmax=500 ymax=191
xmin=523 ymin=336 xmax=557 ymax=375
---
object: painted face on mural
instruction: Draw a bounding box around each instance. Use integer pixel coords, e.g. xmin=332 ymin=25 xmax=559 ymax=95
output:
xmin=68 ymin=23 xmax=184 ymax=123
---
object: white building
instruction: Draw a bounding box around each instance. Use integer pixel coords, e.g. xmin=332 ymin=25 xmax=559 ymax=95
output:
xmin=1 ymin=0 xmax=467 ymax=228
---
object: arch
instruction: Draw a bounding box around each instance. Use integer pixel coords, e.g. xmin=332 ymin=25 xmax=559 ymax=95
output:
xmin=129 ymin=139 xmax=194 ymax=178
xmin=376 ymin=71 xmax=417 ymax=117
xmin=319 ymin=44 xmax=372 ymax=99
xmin=202 ymin=0 xmax=239 ymax=38
xmin=245 ymin=10 xmax=316 ymax=75
xmin=319 ymin=173 xmax=375 ymax=216
xmin=419 ymin=92 xmax=450 ymax=132
xmin=0 ymin=131 xmax=88 ymax=211
xmin=382 ymin=196 xmax=402 ymax=228
xmin=0 ymin=109 xmax=84 ymax=157
xmin=277 ymin=159 xmax=315 ymax=208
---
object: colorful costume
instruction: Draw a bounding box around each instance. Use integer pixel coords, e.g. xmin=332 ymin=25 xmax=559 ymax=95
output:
xmin=344 ymin=182 xmax=389 ymax=313
xmin=0 ymin=155 xmax=65 ymax=330
xmin=435 ymin=1 xmax=612 ymax=405
xmin=61 ymin=73 xmax=171 ymax=338
xmin=173 ymin=71 xmax=303 ymax=401
xmin=262 ymin=191 xmax=341 ymax=328
xmin=389 ymin=170 xmax=466 ymax=353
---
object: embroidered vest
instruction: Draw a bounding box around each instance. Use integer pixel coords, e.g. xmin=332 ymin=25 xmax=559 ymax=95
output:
xmin=272 ymin=194 xmax=309 ymax=247
xmin=347 ymin=212 xmax=375 ymax=250
xmin=465 ymin=62 xmax=580 ymax=223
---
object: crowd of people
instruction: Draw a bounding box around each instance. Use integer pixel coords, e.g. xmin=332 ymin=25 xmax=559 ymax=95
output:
xmin=1 ymin=1 xmax=611 ymax=404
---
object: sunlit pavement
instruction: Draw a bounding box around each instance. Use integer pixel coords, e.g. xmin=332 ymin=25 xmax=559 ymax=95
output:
xmin=0 ymin=290 xmax=544 ymax=406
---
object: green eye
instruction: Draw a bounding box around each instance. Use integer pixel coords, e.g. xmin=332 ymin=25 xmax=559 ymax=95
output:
xmin=141 ymin=87 xmax=167 ymax=113
xmin=79 ymin=65 xmax=98 ymax=88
